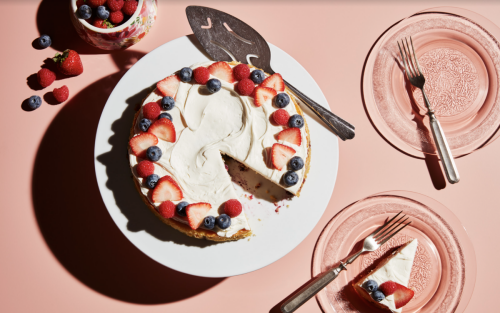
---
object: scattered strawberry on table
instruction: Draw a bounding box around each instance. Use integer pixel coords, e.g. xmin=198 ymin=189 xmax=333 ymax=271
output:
xmin=53 ymin=50 xmax=84 ymax=76
xmin=77 ymin=0 xmax=139 ymax=29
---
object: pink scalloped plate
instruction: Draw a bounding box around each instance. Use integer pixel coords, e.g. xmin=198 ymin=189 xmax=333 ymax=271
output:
xmin=313 ymin=191 xmax=476 ymax=313
xmin=363 ymin=7 xmax=500 ymax=158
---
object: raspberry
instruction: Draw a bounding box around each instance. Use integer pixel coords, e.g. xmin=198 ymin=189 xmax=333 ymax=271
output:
xmin=109 ymin=10 xmax=124 ymax=24
xmin=233 ymin=64 xmax=250 ymax=81
xmin=158 ymin=201 xmax=176 ymax=219
xmin=122 ymin=0 xmax=138 ymax=15
xmin=37 ymin=68 xmax=56 ymax=88
xmin=87 ymin=0 xmax=107 ymax=8
xmin=224 ymin=199 xmax=242 ymax=218
xmin=107 ymin=0 xmax=124 ymax=12
xmin=273 ymin=109 xmax=290 ymax=126
xmin=53 ymin=85 xmax=69 ymax=103
xmin=143 ymin=102 xmax=161 ymax=120
xmin=193 ymin=67 xmax=210 ymax=85
xmin=236 ymin=78 xmax=255 ymax=96
xmin=136 ymin=160 xmax=155 ymax=178
xmin=76 ymin=0 xmax=85 ymax=8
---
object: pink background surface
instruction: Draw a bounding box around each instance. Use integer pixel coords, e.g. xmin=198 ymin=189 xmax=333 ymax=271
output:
xmin=1 ymin=1 xmax=499 ymax=312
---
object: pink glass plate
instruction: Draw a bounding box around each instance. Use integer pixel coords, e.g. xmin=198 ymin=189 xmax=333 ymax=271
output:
xmin=363 ymin=7 xmax=500 ymax=158
xmin=313 ymin=191 xmax=476 ymax=313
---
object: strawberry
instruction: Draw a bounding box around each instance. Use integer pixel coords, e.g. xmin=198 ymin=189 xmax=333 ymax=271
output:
xmin=136 ymin=160 xmax=155 ymax=178
xmin=193 ymin=67 xmax=210 ymax=84
xmin=272 ymin=109 xmax=290 ymax=126
xmin=122 ymin=0 xmax=138 ymax=15
xmin=379 ymin=281 xmax=414 ymax=309
xmin=253 ymin=86 xmax=277 ymax=107
xmin=142 ymin=102 xmax=161 ymax=120
xmin=129 ymin=133 xmax=158 ymax=158
xmin=53 ymin=50 xmax=84 ymax=76
xmin=261 ymin=73 xmax=285 ymax=92
xmin=76 ymin=0 xmax=86 ymax=8
xmin=271 ymin=143 xmax=296 ymax=170
xmin=148 ymin=118 xmax=176 ymax=142
xmin=158 ymin=201 xmax=176 ymax=219
xmin=208 ymin=61 xmax=235 ymax=83
xmin=53 ymin=85 xmax=69 ymax=103
xmin=224 ymin=199 xmax=242 ymax=218
xmin=236 ymin=78 xmax=255 ymax=96
xmin=233 ymin=64 xmax=250 ymax=81
xmin=93 ymin=19 xmax=107 ymax=29
xmin=151 ymin=175 xmax=183 ymax=202
xmin=109 ymin=10 xmax=124 ymax=24
xmin=107 ymin=0 xmax=124 ymax=12
xmin=186 ymin=203 xmax=212 ymax=229
xmin=277 ymin=128 xmax=301 ymax=146
xmin=156 ymin=75 xmax=180 ymax=98
xmin=37 ymin=68 xmax=56 ymax=88
xmin=87 ymin=0 xmax=107 ymax=8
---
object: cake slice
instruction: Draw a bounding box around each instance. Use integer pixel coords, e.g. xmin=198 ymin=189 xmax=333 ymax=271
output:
xmin=353 ymin=239 xmax=418 ymax=312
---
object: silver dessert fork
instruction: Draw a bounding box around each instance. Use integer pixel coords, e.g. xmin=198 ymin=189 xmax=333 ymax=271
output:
xmin=398 ymin=37 xmax=460 ymax=184
xmin=281 ymin=212 xmax=412 ymax=313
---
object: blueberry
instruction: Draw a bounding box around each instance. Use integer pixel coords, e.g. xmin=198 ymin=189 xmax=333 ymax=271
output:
xmin=250 ymin=70 xmax=265 ymax=84
xmin=27 ymin=95 xmax=42 ymax=110
xmin=161 ymin=96 xmax=175 ymax=110
xmin=289 ymin=156 xmax=304 ymax=171
xmin=78 ymin=4 xmax=92 ymax=19
xmin=145 ymin=174 xmax=160 ymax=189
xmin=203 ymin=216 xmax=216 ymax=229
xmin=206 ymin=79 xmax=221 ymax=93
xmin=37 ymin=34 xmax=52 ymax=49
xmin=371 ymin=290 xmax=385 ymax=302
xmin=283 ymin=171 xmax=299 ymax=187
xmin=146 ymin=146 xmax=162 ymax=161
xmin=176 ymin=201 xmax=189 ymax=217
xmin=96 ymin=6 xmax=110 ymax=20
xmin=179 ymin=67 xmax=193 ymax=82
xmin=216 ymin=214 xmax=231 ymax=229
xmin=288 ymin=114 xmax=304 ymax=128
xmin=274 ymin=93 xmax=290 ymax=108
xmin=362 ymin=280 xmax=379 ymax=293
xmin=139 ymin=118 xmax=152 ymax=132
xmin=158 ymin=112 xmax=173 ymax=121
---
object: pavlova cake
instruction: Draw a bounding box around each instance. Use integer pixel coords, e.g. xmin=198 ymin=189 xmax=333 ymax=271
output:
xmin=128 ymin=61 xmax=311 ymax=241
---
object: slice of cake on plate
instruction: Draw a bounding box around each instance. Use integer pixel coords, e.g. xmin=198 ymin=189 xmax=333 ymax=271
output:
xmin=353 ymin=239 xmax=418 ymax=312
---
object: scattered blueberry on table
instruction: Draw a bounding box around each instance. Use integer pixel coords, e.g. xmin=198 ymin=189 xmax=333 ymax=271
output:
xmin=27 ymin=95 xmax=42 ymax=110
xmin=37 ymin=35 xmax=52 ymax=49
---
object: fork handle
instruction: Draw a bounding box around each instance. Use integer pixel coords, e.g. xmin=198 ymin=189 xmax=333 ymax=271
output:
xmin=283 ymin=80 xmax=355 ymax=141
xmin=281 ymin=263 xmax=347 ymax=313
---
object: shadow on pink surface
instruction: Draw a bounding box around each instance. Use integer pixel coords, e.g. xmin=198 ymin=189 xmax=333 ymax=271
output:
xmin=32 ymin=50 xmax=225 ymax=304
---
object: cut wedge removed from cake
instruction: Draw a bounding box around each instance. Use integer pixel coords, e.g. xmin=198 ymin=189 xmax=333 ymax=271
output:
xmin=353 ymin=239 xmax=418 ymax=313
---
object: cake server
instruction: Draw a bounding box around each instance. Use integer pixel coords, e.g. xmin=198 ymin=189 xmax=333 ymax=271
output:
xmin=186 ymin=6 xmax=355 ymax=141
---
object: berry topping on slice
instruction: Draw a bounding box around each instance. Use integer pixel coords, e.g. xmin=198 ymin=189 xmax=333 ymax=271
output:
xmin=179 ymin=67 xmax=193 ymax=82
xmin=53 ymin=50 xmax=84 ymax=76
xmin=277 ymin=128 xmax=301 ymax=146
xmin=289 ymin=156 xmax=305 ymax=171
xmin=152 ymin=175 xmax=183 ymax=202
xmin=146 ymin=146 xmax=162 ymax=161
xmin=236 ymin=78 xmax=255 ymax=96
xmin=371 ymin=290 xmax=385 ymax=302
xmin=158 ymin=112 xmax=173 ymax=121
xmin=139 ymin=118 xmax=152 ymax=132
xmin=122 ymin=0 xmax=138 ymax=15
xmin=148 ymin=118 xmax=176 ymax=142
xmin=107 ymin=0 xmax=124 ymax=12
xmin=158 ymin=201 xmax=176 ymax=219
xmin=161 ymin=96 xmax=175 ymax=110
xmin=136 ymin=160 xmax=154 ymax=178
xmin=233 ymin=64 xmax=250 ymax=81
xmin=224 ymin=199 xmax=242 ymax=218
xmin=274 ymin=93 xmax=290 ymax=108
xmin=37 ymin=68 xmax=56 ymax=88
xmin=289 ymin=114 xmax=305 ymax=128
xmin=129 ymin=133 xmax=158 ymax=158
xmin=250 ymin=70 xmax=265 ymax=84
xmin=156 ymin=75 xmax=180 ymax=98
xmin=145 ymin=174 xmax=159 ymax=189
xmin=283 ymin=171 xmax=299 ymax=186
xmin=379 ymin=281 xmax=414 ymax=309
xmin=142 ymin=102 xmax=161 ymax=120
xmin=206 ymin=78 xmax=222 ymax=93
xmin=272 ymin=109 xmax=290 ymax=126
xmin=176 ymin=201 xmax=189 ymax=217
xmin=362 ymin=280 xmax=379 ymax=292
xmin=254 ymin=86 xmax=277 ymax=107
xmin=53 ymin=85 xmax=70 ymax=103
xmin=261 ymin=73 xmax=285 ymax=92
xmin=109 ymin=10 xmax=124 ymax=24
xmin=271 ymin=143 xmax=296 ymax=171
xmin=193 ymin=66 xmax=210 ymax=85
xmin=208 ymin=61 xmax=235 ymax=83
xmin=186 ymin=203 xmax=212 ymax=230
xmin=216 ymin=214 xmax=231 ymax=229
xmin=203 ymin=216 xmax=216 ymax=229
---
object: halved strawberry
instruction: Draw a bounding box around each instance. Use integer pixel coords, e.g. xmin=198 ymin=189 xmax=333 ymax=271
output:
xmin=253 ymin=86 xmax=277 ymax=107
xmin=271 ymin=143 xmax=296 ymax=170
xmin=277 ymin=128 xmax=301 ymax=146
xmin=261 ymin=73 xmax=285 ymax=92
xmin=157 ymin=75 xmax=180 ymax=97
xmin=379 ymin=281 xmax=414 ymax=309
xmin=148 ymin=118 xmax=176 ymax=142
xmin=129 ymin=133 xmax=158 ymax=158
xmin=186 ymin=203 xmax=212 ymax=229
xmin=208 ymin=61 xmax=235 ymax=83
xmin=151 ymin=175 xmax=183 ymax=202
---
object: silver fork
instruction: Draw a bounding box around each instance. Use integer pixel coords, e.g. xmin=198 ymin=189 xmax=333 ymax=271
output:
xmin=281 ymin=212 xmax=411 ymax=313
xmin=398 ymin=37 xmax=460 ymax=184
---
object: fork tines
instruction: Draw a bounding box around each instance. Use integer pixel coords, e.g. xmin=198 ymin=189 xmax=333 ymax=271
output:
xmin=373 ymin=211 xmax=412 ymax=245
xmin=398 ymin=37 xmax=423 ymax=79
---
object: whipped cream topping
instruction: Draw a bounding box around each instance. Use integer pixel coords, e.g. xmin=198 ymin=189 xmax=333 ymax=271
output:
xmin=129 ymin=61 xmax=310 ymax=237
xmin=362 ymin=239 xmax=418 ymax=313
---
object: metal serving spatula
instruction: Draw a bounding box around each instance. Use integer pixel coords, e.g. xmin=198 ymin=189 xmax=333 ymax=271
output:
xmin=186 ymin=6 xmax=355 ymax=141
